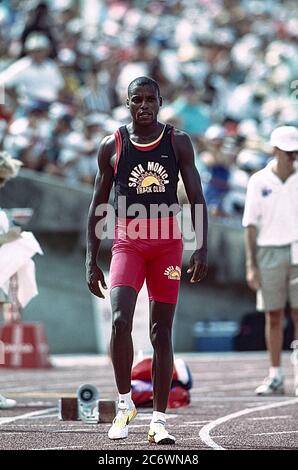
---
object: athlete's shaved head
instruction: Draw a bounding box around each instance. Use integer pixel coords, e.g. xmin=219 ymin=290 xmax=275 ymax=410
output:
xmin=128 ymin=76 xmax=160 ymax=98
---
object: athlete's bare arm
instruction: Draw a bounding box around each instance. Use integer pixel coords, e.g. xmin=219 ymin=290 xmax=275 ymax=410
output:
xmin=86 ymin=134 xmax=115 ymax=298
xmin=173 ymin=129 xmax=208 ymax=283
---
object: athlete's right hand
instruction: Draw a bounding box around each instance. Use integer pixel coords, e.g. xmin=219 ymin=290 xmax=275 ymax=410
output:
xmin=246 ymin=266 xmax=261 ymax=291
xmin=86 ymin=265 xmax=108 ymax=298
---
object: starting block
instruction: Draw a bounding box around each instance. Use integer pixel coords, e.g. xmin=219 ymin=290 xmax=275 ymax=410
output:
xmin=59 ymin=384 xmax=116 ymax=424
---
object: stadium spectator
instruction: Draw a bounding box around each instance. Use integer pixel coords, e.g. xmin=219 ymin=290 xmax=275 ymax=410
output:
xmin=0 ymin=151 xmax=22 ymax=409
xmin=19 ymin=1 xmax=58 ymax=58
xmin=171 ymin=84 xmax=211 ymax=137
xmin=3 ymin=100 xmax=51 ymax=171
xmin=0 ymin=32 xmax=64 ymax=111
xmin=200 ymin=125 xmax=230 ymax=216
xmin=0 ymin=0 xmax=296 ymax=198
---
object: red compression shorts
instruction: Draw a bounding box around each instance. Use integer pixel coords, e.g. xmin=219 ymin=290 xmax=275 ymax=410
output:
xmin=109 ymin=217 xmax=183 ymax=304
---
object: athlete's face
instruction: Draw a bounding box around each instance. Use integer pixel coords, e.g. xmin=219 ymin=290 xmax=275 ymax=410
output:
xmin=127 ymin=85 xmax=162 ymax=125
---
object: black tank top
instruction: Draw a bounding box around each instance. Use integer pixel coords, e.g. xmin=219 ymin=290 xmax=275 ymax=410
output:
xmin=114 ymin=124 xmax=180 ymax=218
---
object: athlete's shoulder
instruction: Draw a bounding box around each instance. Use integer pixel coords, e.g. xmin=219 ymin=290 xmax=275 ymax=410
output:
xmin=171 ymin=127 xmax=187 ymax=137
xmin=97 ymin=134 xmax=116 ymax=171
xmin=98 ymin=133 xmax=116 ymax=155
xmin=170 ymin=127 xmax=194 ymax=156
xmin=101 ymin=133 xmax=116 ymax=146
xmin=171 ymin=127 xmax=192 ymax=144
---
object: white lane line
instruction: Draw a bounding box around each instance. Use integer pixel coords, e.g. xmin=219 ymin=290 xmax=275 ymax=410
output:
xmin=248 ymin=415 xmax=291 ymax=421
xmin=199 ymin=398 xmax=298 ymax=450
xmin=0 ymin=408 xmax=56 ymax=426
xmin=192 ymin=396 xmax=290 ymax=402
xmin=2 ymin=424 xmax=65 ymax=428
xmin=33 ymin=446 xmax=84 ymax=450
xmin=253 ymin=430 xmax=298 ymax=436
xmin=112 ymin=423 xmax=184 ymax=430
xmin=7 ymin=387 xmax=82 ymax=394
xmin=198 ymin=383 xmax=277 ymax=392
xmin=101 ymin=436 xmax=201 ymax=448
xmin=50 ymin=429 xmax=98 ymax=433
xmin=136 ymin=414 xmax=178 ymax=421
xmin=185 ymin=420 xmax=210 ymax=424
xmin=29 ymin=414 xmax=58 ymax=419
xmin=179 ymin=425 xmax=206 ymax=428
xmin=19 ymin=402 xmax=56 ymax=407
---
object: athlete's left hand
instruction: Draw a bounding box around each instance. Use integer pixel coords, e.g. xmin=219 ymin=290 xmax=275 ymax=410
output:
xmin=187 ymin=249 xmax=208 ymax=283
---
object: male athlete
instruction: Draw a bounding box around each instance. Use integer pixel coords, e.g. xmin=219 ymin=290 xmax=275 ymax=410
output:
xmin=86 ymin=77 xmax=208 ymax=444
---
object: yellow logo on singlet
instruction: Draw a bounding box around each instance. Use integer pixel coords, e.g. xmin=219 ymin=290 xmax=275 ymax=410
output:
xmin=128 ymin=162 xmax=169 ymax=194
xmin=164 ymin=266 xmax=181 ymax=280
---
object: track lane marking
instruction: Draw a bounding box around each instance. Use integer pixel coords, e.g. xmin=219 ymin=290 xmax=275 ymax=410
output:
xmin=0 ymin=408 xmax=56 ymax=426
xmin=248 ymin=415 xmax=291 ymax=421
xmin=199 ymin=398 xmax=298 ymax=450
xmin=253 ymin=430 xmax=298 ymax=436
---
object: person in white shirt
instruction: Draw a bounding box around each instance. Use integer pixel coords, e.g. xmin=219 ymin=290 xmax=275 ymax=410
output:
xmin=0 ymin=32 xmax=64 ymax=108
xmin=0 ymin=152 xmax=22 ymax=410
xmin=243 ymin=126 xmax=298 ymax=396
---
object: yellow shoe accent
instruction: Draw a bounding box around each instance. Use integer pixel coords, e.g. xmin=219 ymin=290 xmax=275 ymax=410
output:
xmin=108 ymin=402 xmax=137 ymax=440
xmin=148 ymin=422 xmax=176 ymax=445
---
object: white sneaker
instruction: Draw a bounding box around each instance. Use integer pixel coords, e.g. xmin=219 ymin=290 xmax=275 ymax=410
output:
xmin=291 ymin=340 xmax=298 ymax=396
xmin=148 ymin=420 xmax=176 ymax=445
xmin=0 ymin=394 xmax=17 ymax=409
xmin=255 ymin=376 xmax=284 ymax=396
xmin=108 ymin=400 xmax=137 ymax=440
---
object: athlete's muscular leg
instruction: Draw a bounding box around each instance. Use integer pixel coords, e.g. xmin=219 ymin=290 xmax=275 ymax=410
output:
xmin=110 ymin=286 xmax=138 ymax=393
xmin=149 ymin=300 xmax=176 ymax=412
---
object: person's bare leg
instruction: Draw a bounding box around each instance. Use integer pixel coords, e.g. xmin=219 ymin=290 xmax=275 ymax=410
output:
xmin=265 ymin=309 xmax=284 ymax=367
xmin=149 ymin=300 xmax=176 ymax=412
xmin=110 ymin=286 xmax=137 ymax=393
xmin=291 ymin=308 xmax=298 ymax=395
xmin=0 ymin=303 xmax=17 ymax=408
xmin=291 ymin=308 xmax=298 ymax=341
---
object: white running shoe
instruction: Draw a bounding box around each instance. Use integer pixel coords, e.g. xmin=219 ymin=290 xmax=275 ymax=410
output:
xmin=108 ymin=400 xmax=137 ymax=440
xmin=0 ymin=394 xmax=17 ymax=409
xmin=148 ymin=420 xmax=176 ymax=445
xmin=255 ymin=376 xmax=284 ymax=396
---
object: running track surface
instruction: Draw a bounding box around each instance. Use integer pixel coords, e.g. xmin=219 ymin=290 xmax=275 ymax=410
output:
xmin=0 ymin=353 xmax=297 ymax=450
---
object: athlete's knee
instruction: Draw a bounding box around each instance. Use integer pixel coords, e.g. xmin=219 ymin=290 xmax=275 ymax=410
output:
xmin=150 ymin=322 xmax=172 ymax=349
xmin=112 ymin=311 xmax=132 ymax=337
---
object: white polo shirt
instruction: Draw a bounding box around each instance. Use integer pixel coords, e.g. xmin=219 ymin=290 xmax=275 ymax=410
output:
xmin=242 ymin=160 xmax=298 ymax=246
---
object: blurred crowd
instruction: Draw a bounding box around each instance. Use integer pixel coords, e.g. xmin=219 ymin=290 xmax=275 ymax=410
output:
xmin=0 ymin=0 xmax=297 ymax=216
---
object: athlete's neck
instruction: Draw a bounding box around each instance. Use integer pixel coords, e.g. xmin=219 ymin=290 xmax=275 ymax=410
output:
xmin=128 ymin=121 xmax=164 ymax=143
